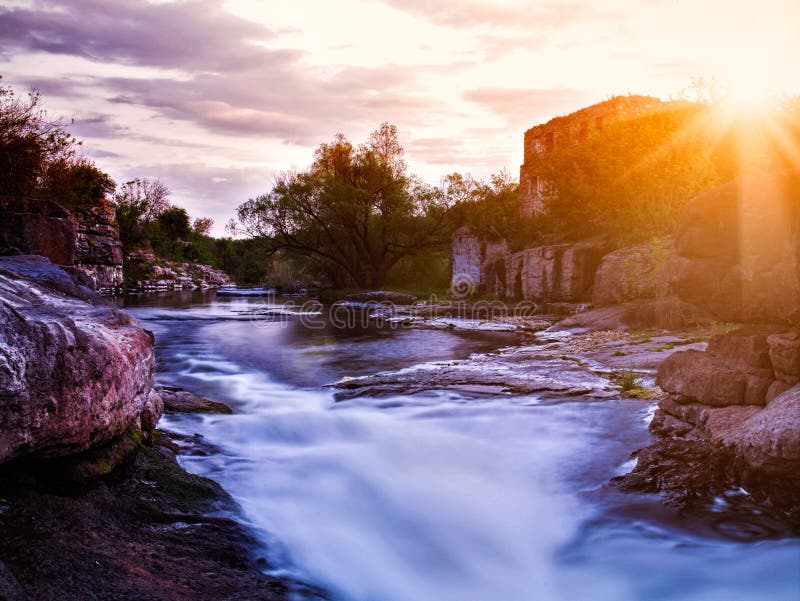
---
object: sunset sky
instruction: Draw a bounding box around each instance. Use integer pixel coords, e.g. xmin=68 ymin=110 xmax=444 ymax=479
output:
xmin=1 ymin=0 xmax=798 ymax=234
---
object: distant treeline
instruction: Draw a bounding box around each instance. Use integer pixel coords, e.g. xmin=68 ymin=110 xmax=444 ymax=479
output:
xmin=3 ymin=76 xmax=798 ymax=292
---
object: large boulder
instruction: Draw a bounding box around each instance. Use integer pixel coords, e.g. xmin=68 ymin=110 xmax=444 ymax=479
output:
xmin=0 ymin=255 xmax=161 ymax=463
xmin=484 ymin=238 xmax=607 ymax=301
xmin=592 ymin=237 xmax=672 ymax=305
xmin=0 ymin=197 xmax=77 ymax=266
xmin=657 ymin=326 xmax=782 ymax=407
xmin=668 ymin=172 xmax=800 ymax=324
xmin=726 ymin=384 xmax=800 ymax=478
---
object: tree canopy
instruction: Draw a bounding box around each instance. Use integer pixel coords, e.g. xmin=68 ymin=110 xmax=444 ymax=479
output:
xmin=232 ymin=123 xmax=457 ymax=288
xmin=0 ymin=78 xmax=114 ymax=208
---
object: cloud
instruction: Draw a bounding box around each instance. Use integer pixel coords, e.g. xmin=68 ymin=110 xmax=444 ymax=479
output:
xmin=0 ymin=0 xmax=283 ymax=72
xmin=378 ymin=0 xmax=622 ymax=30
xmin=0 ymin=0 xmax=456 ymax=145
xmin=462 ymin=87 xmax=594 ymax=127
xmin=114 ymin=161 xmax=276 ymax=237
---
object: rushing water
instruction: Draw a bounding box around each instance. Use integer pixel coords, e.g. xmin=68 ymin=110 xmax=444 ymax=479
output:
xmin=125 ymin=293 xmax=800 ymax=601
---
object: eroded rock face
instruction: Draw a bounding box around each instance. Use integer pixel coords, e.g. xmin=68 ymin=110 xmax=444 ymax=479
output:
xmin=657 ymin=326 xmax=788 ymax=407
xmin=668 ymin=172 xmax=800 ymax=324
xmin=72 ymin=198 xmax=124 ymax=293
xmin=0 ymin=198 xmax=77 ymax=266
xmin=483 ymin=239 xmax=607 ymax=301
xmin=0 ymin=255 xmax=161 ymax=463
xmin=592 ymin=237 xmax=672 ymax=306
xmin=643 ymin=327 xmax=800 ymax=507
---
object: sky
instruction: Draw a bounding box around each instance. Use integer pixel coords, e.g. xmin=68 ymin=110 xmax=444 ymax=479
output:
xmin=1 ymin=0 xmax=798 ymax=235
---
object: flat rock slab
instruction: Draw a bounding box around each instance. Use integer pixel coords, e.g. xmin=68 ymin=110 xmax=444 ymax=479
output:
xmin=333 ymin=344 xmax=613 ymax=400
xmin=156 ymin=386 xmax=233 ymax=414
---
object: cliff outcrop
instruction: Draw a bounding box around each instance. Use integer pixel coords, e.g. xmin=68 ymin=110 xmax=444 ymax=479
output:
xmin=668 ymin=172 xmax=800 ymax=324
xmin=619 ymin=173 xmax=800 ymax=513
xmin=72 ymin=198 xmax=125 ymax=293
xmin=0 ymin=197 xmax=123 ymax=293
xmin=483 ymin=239 xmax=607 ymax=302
xmin=0 ymin=198 xmax=77 ymax=266
xmin=0 ymin=255 xmax=161 ymax=462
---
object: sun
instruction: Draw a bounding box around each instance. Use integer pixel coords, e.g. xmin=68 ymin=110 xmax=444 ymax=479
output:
xmin=712 ymin=31 xmax=789 ymax=113
xmin=722 ymin=79 xmax=776 ymax=111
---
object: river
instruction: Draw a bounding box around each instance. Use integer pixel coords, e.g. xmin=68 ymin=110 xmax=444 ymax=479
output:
xmin=125 ymin=292 xmax=800 ymax=601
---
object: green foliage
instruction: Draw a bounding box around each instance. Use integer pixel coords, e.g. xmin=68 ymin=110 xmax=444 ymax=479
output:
xmin=113 ymin=178 xmax=171 ymax=248
xmin=535 ymin=105 xmax=720 ymax=245
xmin=0 ymin=78 xmax=114 ymax=207
xmin=617 ymin=366 xmax=642 ymax=392
xmin=40 ymin=157 xmax=115 ymax=210
xmin=449 ymin=170 xmax=526 ymax=246
xmin=233 ymin=123 xmax=457 ymax=289
xmin=525 ymin=100 xmax=800 ymax=248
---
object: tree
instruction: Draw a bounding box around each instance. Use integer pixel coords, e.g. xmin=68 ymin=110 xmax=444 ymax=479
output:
xmin=0 ymin=78 xmax=114 ymax=207
xmin=156 ymin=206 xmax=191 ymax=240
xmin=232 ymin=123 xmax=456 ymax=288
xmin=192 ymin=216 xmax=214 ymax=235
xmin=40 ymin=157 xmax=115 ymax=209
xmin=113 ymin=178 xmax=171 ymax=247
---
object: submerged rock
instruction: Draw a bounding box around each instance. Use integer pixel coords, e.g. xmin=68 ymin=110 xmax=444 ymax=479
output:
xmin=156 ymin=385 xmax=233 ymax=414
xmin=333 ymin=343 xmax=612 ymax=400
xmin=344 ymin=291 xmax=418 ymax=304
xmin=0 ymin=255 xmax=162 ymax=463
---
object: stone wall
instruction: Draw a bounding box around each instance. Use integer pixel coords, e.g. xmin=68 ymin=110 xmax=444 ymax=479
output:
xmin=450 ymin=226 xmax=508 ymax=293
xmin=72 ymin=198 xmax=124 ymax=293
xmin=519 ymin=96 xmax=670 ymax=216
xmin=483 ymin=239 xmax=607 ymax=301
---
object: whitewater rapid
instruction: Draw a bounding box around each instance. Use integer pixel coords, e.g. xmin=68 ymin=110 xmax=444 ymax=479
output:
xmin=128 ymin=297 xmax=800 ymax=601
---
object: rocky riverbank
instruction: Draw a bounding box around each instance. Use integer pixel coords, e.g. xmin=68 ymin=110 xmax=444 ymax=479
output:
xmin=0 ymin=256 xmax=319 ymax=600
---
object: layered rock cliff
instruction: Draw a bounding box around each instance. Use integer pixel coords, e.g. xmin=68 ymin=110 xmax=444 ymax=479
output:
xmin=0 ymin=197 xmax=123 ymax=293
xmin=71 ymin=198 xmax=125 ymax=293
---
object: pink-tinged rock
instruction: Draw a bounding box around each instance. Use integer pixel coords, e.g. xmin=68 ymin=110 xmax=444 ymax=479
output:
xmin=766 ymin=380 xmax=793 ymax=404
xmin=726 ymin=384 xmax=800 ymax=477
xmin=706 ymin=326 xmax=777 ymax=374
xmin=0 ymin=255 xmax=161 ymax=463
xmin=0 ymin=197 xmax=77 ymax=266
xmin=591 ymin=237 xmax=673 ymax=306
xmin=767 ymin=330 xmax=800 ymax=385
xmin=657 ymin=350 xmax=748 ymax=406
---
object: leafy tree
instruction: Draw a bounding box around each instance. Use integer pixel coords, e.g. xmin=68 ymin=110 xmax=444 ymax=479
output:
xmin=192 ymin=216 xmax=214 ymax=235
xmin=40 ymin=157 xmax=115 ymax=209
xmin=232 ymin=123 xmax=456 ymax=288
xmin=452 ymin=170 xmax=521 ymax=242
xmin=113 ymin=178 xmax=171 ymax=247
xmin=156 ymin=206 xmax=191 ymax=240
xmin=0 ymin=78 xmax=114 ymax=208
